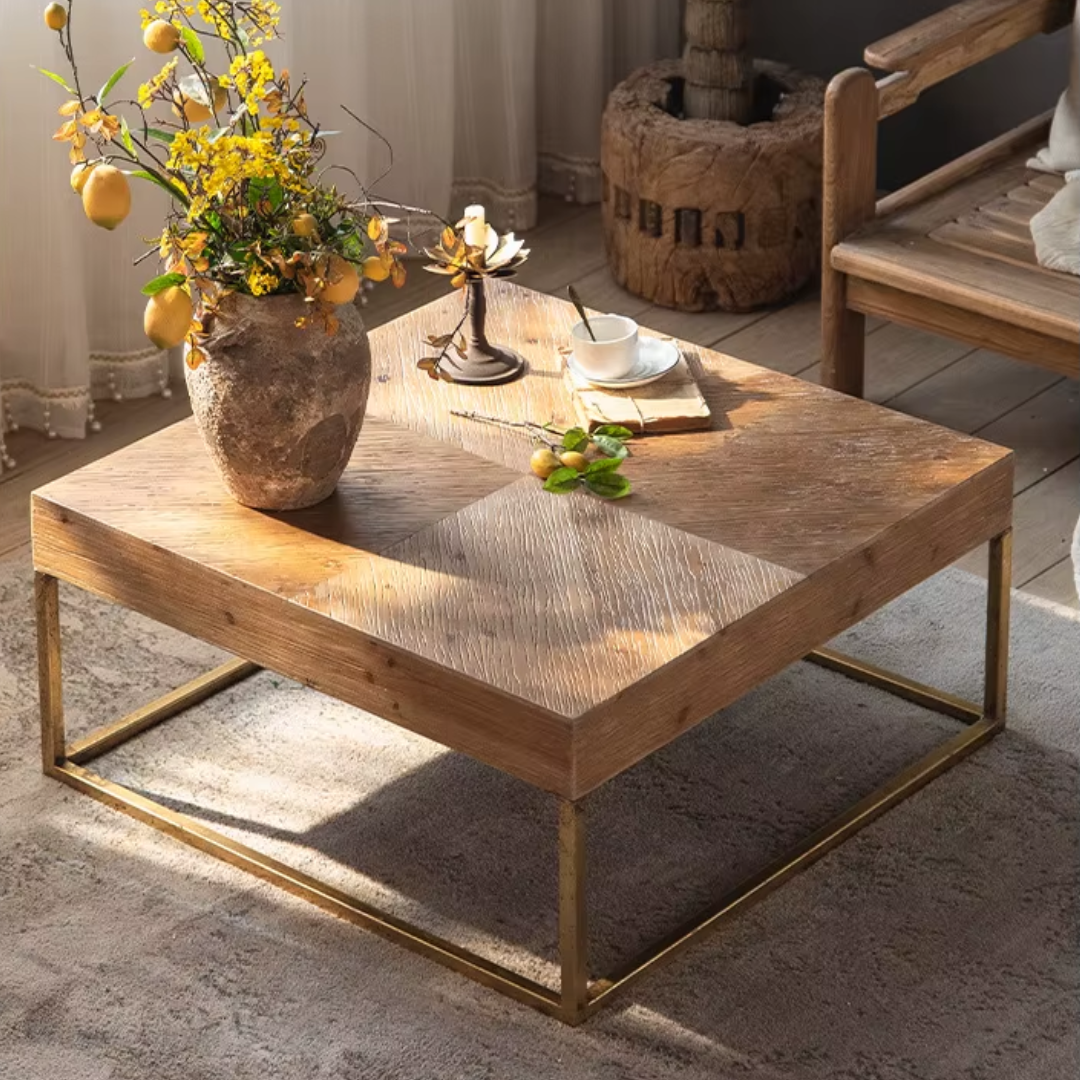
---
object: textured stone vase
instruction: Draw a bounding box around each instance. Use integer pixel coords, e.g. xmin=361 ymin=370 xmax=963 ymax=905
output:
xmin=185 ymin=292 xmax=371 ymax=510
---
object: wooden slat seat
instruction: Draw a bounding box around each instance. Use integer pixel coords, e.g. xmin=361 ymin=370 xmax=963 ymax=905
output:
xmin=833 ymin=147 xmax=1080 ymax=377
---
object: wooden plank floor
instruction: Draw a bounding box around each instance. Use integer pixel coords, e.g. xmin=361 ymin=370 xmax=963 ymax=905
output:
xmin=3 ymin=198 xmax=1077 ymax=608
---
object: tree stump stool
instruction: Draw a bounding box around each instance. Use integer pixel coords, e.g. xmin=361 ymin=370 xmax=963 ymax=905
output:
xmin=601 ymin=59 xmax=825 ymax=312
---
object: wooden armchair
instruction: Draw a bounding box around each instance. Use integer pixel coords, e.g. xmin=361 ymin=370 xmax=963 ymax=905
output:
xmin=821 ymin=0 xmax=1079 ymax=397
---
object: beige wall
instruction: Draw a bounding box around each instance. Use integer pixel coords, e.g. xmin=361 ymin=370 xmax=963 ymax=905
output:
xmin=747 ymin=0 xmax=1073 ymax=188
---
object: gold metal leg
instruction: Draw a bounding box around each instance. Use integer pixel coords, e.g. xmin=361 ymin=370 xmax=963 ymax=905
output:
xmin=558 ymin=800 xmax=589 ymax=1025
xmin=37 ymin=532 xmax=1011 ymax=1024
xmin=35 ymin=572 xmax=64 ymax=774
xmin=985 ymin=529 xmax=1012 ymax=724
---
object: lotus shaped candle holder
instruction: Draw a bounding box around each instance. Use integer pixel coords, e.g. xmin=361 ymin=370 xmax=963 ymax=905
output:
xmin=421 ymin=211 xmax=530 ymax=385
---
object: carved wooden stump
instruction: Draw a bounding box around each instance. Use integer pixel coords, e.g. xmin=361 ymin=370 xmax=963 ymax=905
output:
xmin=601 ymin=59 xmax=825 ymax=312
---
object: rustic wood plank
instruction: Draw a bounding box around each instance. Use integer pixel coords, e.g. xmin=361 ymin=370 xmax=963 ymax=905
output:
xmin=864 ymin=0 xmax=1071 ymax=73
xmin=632 ymin=303 xmax=766 ymax=349
xmin=885 ymin=351 xmax=1062 ymax=433
xmin=975 ymin=379 xmax=1080 ymax=493
xmin=802 ymin=322 xmax=974 ymax=402
xmin=512 ymin=210 xmax=608 ymax=295
xmin=0 ymin=390 xmax=192 ymax=559
xmin=297 ymin=477 xmax=802 ymax=719
xmin=718 ymin=290 xmax=832 ymax=374
xmin=832 ymin=231 xmax=1080 ymax=345
xmin=822 ymin=68 xmax=879 ymax=396
xmin=955 ymin=459 xmax=1080 ymax=586
xmin=0 ymin=392 xmax=181 ymax=485
xmin=574 ymin=451 xmax=1013 ymax=795
xmin=846 ymin=277 xmax=1080 ymax=377
xmin=867 ymin=1 xmax=1072 ymax=117
xmin=32 ymin=496 xmax=577 ymax=797
xmin=1023 ymin=557 xmax=1080 ymax=609
xmin=561 ymin=264 xmax=654 ymax=321
xmin=876 ymin=135 xmax=1046 ymax=232
xmin=931 ymin=218 xmax=1042 ymax=272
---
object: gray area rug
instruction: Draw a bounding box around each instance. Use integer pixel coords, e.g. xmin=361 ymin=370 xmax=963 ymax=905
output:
xmin=1 ymin=550 xmax=1077 ymax=1080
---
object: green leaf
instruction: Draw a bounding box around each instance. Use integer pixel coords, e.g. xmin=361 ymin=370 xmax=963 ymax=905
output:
xmin=119 ymin=116 xmax=136 ymax=156
xmin=141 ymin=272 xmax=187 ymax=296
xmin=561 ymin=427 xmax=589 ymax=453
xmin=179 ymin=26 xmax=205 ymax=64
xmin=584 ymin=472 xmax=631 ymax=499
xmin=586 ymin=456 xmax=622 ymax=474
xmin=146 ymin=126 xmax=175 ymax=145
xmin=98 ymin=59 xmax=133 ymax=105
xmin=248 ymin=176 xmax=284 ymax=211
xmin=129 ymin=169 xmax=190 ymax=206
xmin=34 ymin=67 xmax=76 ymax=93
xmin=592 ymin=434 xmax=629 ymax=460
xmin=593 ymin=424 xmax=633 ymax=441
xmin=543 ymin=468 xmax=581 ymax=495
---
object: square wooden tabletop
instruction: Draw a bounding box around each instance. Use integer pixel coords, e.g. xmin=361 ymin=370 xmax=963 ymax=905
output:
xmin=32 ymin=282 xmax=1013 ymax=799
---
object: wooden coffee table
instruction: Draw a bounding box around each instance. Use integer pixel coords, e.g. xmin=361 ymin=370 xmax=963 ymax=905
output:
xmin=33 ymin=282 xmax=1013 ymax=1025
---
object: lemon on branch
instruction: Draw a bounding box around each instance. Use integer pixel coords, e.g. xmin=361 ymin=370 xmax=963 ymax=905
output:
xmin=81 ymin=165 xmax=131 ymax=230
xmin=319 ymin=256 xmax=359 ymax=305
xmin=44 ymin=3 xmax=67 ymax=31
xmin=70 ymin=160 xmax=98 ymax=194
xmin=143 ymin=19 xmax=180 ymax=54
xmin=144 ymin=287 xmax=193 ymax=350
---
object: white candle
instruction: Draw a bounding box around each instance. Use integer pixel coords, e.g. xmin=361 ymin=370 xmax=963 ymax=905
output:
xmin=463 ymin=204 xmax=486 ymax=248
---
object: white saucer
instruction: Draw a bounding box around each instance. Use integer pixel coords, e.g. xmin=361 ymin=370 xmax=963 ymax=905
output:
xmin=567 ymin=336 xmax=680 ymax=389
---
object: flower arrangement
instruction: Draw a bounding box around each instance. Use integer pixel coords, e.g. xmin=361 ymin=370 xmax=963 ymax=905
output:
xmin=40 ymin=0 xmax=406 ymax=367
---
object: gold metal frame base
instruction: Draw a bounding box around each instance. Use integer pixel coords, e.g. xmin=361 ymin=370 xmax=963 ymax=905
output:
xmin=36 ymin=531 xmax=1012 ymax=1025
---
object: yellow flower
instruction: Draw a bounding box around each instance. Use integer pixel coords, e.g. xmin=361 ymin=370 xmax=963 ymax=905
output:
xmin=246 ymin=266 xmax=279 ymax=296
xmin=137 ymin=57 xmax=179 ymax=108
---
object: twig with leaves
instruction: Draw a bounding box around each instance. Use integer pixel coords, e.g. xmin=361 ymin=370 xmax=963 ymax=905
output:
xmin=418 ymin=294 xmax=471 ymax=381
xmin=450 ymin=410 xmax=635 ymax=499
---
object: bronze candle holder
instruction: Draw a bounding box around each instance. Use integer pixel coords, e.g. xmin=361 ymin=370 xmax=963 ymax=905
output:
xmin=421 ymin=218 xmax=530 ymax=386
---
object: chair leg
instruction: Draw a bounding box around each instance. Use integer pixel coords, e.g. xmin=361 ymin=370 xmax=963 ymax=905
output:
xmin=822 ymin=275 xmax=866 ymax=397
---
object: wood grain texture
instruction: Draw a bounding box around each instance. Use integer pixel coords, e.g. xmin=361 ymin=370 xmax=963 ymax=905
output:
xmin=1023 ymin=557 xmax=1080 ymax=609
xmin=864 ymin=0 xmax=1071 ymax=73
xmin=845 ymin=278 xmax=1080 ymax=376
xmin=975 ymin=378 xmax=1080 ymax=493
xmin=32 ymin=282 xmax=1015 ymax=798
xmin=879 ymin=128 xmax=1049 ymax=232
xmin=821 ymin=69 xmax=879 ymax=396
xmin=867 ymin=0 xmax=1073 ymax=116
xmin=563 ymin=353 xmax=712 ymax=434
xmin=832 ymin=233 xmax=1080 ymax=348
xmin=297 ymin=478 xmax=801 ymax=718
xmin=601 ymin=58 xmax=824 ymax=311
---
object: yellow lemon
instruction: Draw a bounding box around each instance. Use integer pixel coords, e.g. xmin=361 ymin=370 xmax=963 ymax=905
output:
xmin=530 ymin=448 xmax=561 ymax=479
xmin=143 ymin=287 xmax=193 ymax=350
xmin=44 ymin=3 xmax=67 ymax=31
xmin=559 ymin=451 xmax=589 ymax=473
xmin=70 ymin=160 xmax=98 ymax=194
xmin=81 ymin=165 xmax=131 ymax=230
xmin=292 ymin=213 xmax=319 ymax=238
xmin=172 ymin=83 xmax=227 ymax=124
xmin=320 ymin=256 xmax=360 ymax=304
xmin=361 ymin=256 xmax=390 ymax=282
xmin=143 ymin=19 xmax=180 ymax=54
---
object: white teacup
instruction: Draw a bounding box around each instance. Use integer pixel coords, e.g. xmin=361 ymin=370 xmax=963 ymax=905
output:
xmin=571 ymin=314 xmax=638 ymax=380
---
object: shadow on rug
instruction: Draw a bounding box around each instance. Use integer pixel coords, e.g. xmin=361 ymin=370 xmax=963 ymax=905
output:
xmin=1 ymin=552 xmax=1077 ymax=1080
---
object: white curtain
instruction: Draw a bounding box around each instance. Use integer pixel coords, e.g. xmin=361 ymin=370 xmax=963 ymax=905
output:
xmin=0 ymin=0 xmax=678 ymax=460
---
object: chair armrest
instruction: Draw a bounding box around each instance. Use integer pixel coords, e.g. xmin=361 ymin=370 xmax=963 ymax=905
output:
xmin=867 ymin=0 xmax=1075 ymax=117
xmin=866 ymin=0 xmax=1073 ymax=74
